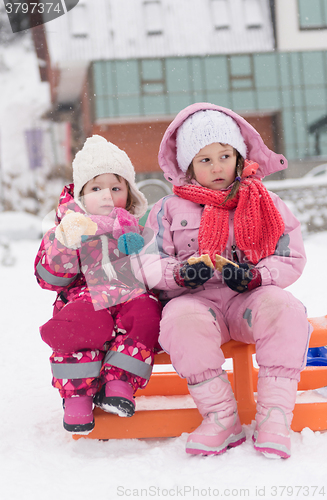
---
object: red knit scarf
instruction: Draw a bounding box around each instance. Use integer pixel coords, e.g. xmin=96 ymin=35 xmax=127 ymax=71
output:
xmin=173 ymin=161 xmax=285 ymax=265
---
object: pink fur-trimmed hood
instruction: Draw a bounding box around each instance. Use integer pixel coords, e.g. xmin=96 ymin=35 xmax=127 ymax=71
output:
xmin=158 ymin=102 xmax=287 ymax=186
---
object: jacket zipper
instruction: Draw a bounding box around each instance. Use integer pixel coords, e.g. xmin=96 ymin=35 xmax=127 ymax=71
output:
xmin=231 ymin=244 xmax=240 ymax=264
xmin=228 ymin=213 xmax=239 ymax=264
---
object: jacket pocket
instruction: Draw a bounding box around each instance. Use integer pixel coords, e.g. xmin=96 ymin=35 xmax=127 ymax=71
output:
xmin=170 ymin=212 xmax=202 ymax=232
xmin=170 ymin=212 xmax=202 ymax=260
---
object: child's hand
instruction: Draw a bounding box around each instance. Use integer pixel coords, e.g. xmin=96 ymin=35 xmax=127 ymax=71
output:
xmin=222 ymin=263 xmax=262 ymax=293
xmin=55 ymin=211 xmax=98 ymax=249
xmin=173 ymin=260 xmax=214 ymax=289
xmin=117 ymin=232 xmax=145 ymax=255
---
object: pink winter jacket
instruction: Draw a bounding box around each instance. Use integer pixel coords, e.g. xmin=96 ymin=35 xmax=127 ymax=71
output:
xmin=35 ymin=184 xmax=146 ymax=311
xmin=139 ymin=103 xmax=306 ymax=301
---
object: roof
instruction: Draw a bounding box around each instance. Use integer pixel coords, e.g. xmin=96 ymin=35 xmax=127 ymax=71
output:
xmin=45 ymin=0 xmax=275 ymax=64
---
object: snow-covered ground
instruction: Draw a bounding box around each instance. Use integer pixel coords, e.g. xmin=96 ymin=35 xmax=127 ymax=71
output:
xmin=0 ymin=214 xmax=327 ymax=500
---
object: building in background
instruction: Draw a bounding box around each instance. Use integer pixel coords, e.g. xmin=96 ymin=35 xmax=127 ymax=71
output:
xmin=274 ymin=0 xmax=327 ymax=167
xmin=32 ymin=0 xmax=277 ymax=179
xmin=31 ymin=0 xmax=327 ymax=180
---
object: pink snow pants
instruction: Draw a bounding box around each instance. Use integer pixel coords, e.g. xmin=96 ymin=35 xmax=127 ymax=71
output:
xmin=160 ymin=285 xmax=311 ymax=385
xmin=40 ymin=293 xmax=162 ymax=397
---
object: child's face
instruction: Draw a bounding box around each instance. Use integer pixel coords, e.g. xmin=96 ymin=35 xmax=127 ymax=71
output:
xmin=192 ymin=143 xmax=237 ymax=190
xmin=82 ymin=173 xmax=129 ymax=215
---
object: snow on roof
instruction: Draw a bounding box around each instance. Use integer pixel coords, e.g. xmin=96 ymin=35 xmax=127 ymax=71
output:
xmin=55 ymin=62 xmax=88 ymax=104
xmin=45 ymin=0 xmax=275 ymax=64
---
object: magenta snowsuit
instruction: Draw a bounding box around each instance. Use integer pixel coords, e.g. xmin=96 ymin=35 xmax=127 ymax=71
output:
xmin=141 ymin=103 xmax=311 ymax=386
xmin=35 ymin=184 xmax=161 ymax=398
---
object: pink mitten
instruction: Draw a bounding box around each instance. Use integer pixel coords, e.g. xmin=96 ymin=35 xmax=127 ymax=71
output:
xmin=55 ymin=210 xmax=98 ymax=249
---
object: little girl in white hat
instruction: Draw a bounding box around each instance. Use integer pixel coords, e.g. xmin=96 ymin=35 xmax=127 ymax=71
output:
xmin=35 ymin=135 xmax=161 ymax=433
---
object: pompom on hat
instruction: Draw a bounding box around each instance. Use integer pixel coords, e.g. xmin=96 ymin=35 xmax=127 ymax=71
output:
xmin=72 ymin=135 xmax=147 ymax=218
xmin=176 ymin=110 xmax=247 ymax=173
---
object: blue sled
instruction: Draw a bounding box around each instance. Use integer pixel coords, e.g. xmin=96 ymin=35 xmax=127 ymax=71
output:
xmin=306 ymin=346 xmax=327 ymax=366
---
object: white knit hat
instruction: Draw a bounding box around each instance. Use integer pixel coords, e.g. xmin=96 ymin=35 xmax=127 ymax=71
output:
xmin=72 ymin=135 xmax=147 ymax=218
xmin=176 ymin=110 xmax=247 ymax=172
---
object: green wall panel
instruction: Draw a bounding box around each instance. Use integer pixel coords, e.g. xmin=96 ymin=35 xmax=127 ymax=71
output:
xmin=293 ymin=110 xmax=308 ymax=146
xmin=231 ymin=91 xmax=256 ymax=111
xmin=287 ymin=146 xmax=297 ymax=159
xmin=204 ymin=57 xmax=229 ymax=91
xmin=115 ymin=61 xmax=139 ymax=95
xmin=280 ymin=89 xmax=293 ymax=109
xmin=93 ymin=63 xmax=104 ymax=95
xmin=257 ymin=90 xmax=280 ymax=110
xmin=141 ymin=59 xmax=164 ymax=80
xmin=189 ymin=58 xmax=206 ymax=92
xmin=230 ymin=55 xmax=252 ymax=76
xmin=302 ymin=52 xmax=325 ymax=85
xmin=305 ymin=88 xmax=326 ymax=107
xmin=167 ymin=94 xmax=193 ymax=114
xmin=289 ymin=54 xmax=303 ymax=88
xmin=93 ymin=62 xmax=115 ymax=97
xmin=281 ymin=110 xmax=297 ymax=145
xmin=206 ymin=91 xmax=231 ymax=108
xmin=117 ymin=96 xmax=140 ymax=116
xmin=293 ymin=88 xmax=305 ymax=107
xmin=279 ymin=54 xmax=295 ymax=90
xmin=254 ymin=54 xmax=279 ymax=89
xmin=166 ymin=59 xmax=191 ymax=92
xmin=191 ymin=90 xmax=206 ymax=101
xmin=142 ymin=95 xmax=167 ymax=115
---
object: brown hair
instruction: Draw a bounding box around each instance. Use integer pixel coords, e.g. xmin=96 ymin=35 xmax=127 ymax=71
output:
xmin=80 ymin=174 xmax=136 ymax=214
xmin=223 ymin=152 xmax=244 ymax=203
xmin=185 ymin=148 xmax=244 ymax=204
xmin=115 ymin=175 xmax=136 ymax=213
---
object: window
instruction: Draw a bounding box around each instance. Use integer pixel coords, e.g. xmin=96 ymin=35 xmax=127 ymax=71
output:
xmin=243 ymin=0 xmax=263 ymax=29
xmin=211 ymin=0 xmax=231 ymax=30
xmin=139 ymin=59 xmax=166 ymax=95
xmin=69 ymin=1 xmax=89 ymax=38
xmin=298 ymin=0 xmax=327 ymax=29
xmin=143 ymin=1 xmax=163 ymax=35
xmin=228 ymin=55 xmax=255 ymax=91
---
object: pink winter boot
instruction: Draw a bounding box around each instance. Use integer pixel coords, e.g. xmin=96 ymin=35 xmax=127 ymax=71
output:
xmin=253 ymin=377 xmax=297 ymax=459
xmin=94 ymin=380 xmax=135 ymax=417
xmin=63 ymin=395 xmax=94 ymax=433
xmin=186 ymin=372 xmax=246 ymax=455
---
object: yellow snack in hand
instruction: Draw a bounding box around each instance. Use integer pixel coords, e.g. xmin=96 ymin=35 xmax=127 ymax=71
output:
xmin=55 ymin=210 xmax=97 ymax=249
xmin=187 ymin=254 xmax=214 ymax=268
xmin=215 ymin=254 xmax=239 ymax=272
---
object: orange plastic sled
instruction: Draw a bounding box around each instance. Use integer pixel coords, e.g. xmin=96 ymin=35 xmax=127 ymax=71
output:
xmin=73 ymin=316 xmax=327 ymax=440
